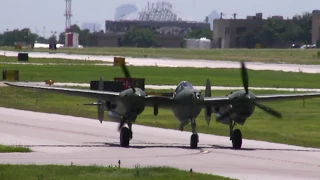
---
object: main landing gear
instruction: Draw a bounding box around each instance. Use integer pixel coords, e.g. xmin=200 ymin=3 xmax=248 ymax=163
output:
xmin=190 ymin=118 xmax=199 ymax=149
xmin=229 ymin=121 xmax=242 ymax=149
xmin=120 ymin=123 xmax=133 ymax=147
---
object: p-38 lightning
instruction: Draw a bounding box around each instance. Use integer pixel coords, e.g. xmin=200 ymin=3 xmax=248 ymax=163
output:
xmin=5 ymin=62 xmax=320 ymax=149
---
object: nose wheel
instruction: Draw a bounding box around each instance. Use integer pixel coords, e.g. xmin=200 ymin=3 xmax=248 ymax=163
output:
xmin=120 ymin=127 xmax=132 ymax=147
xmin=190 ymin=133 xmax=199 ymax=149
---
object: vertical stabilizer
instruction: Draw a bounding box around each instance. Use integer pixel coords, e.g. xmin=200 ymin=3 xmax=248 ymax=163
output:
xmin=205 ymin=79 xmax=211 ymax=97
xmin=204 ymin=79 xmax=212 ymax=125
xmin=98 ymin=76 xmax=104 ymax=91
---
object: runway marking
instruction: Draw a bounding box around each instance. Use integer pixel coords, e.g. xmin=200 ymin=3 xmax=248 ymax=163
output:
xmin=200 ymin=149 xmax=210 ymax=154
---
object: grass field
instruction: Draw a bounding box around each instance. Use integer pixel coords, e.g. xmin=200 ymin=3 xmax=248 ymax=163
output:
xmin=2 ymin=64 xmax=320 ymax=88
xmin=1 ymin=46 xmax=320 ymax=64
xmin=1 ymin=86 xmax=320 ymax=148
xmin=0 ymin=55 xmax=109 ymax=64
xmin=0 ymin=164 xmax=232 ymax=180
xmin=0 ymin=145 xmax=31 ymax=153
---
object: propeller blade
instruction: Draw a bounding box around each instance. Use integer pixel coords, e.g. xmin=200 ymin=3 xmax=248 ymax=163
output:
xmin=131 ymin=87 xmax=136 ymax=93
xmin=205 ymin=79 xmax=212 ymax=125
xmin=253 ymin=101 xmax=282 ymax=118
xmin=121 ymin=65 xmax=131 ymax=78
xmin=121 ymin=64 xmax=136 ymax=93
xmin=240 ymin=62 xmax=249 ymax=94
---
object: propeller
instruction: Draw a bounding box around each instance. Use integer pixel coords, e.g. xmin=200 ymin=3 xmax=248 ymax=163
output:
xmin=121 ymin=64 xmax=136 ymax=93
xmin=240 ymin=61 xmax=282 ymax=118
xmin=216 ymin=62 xmax=282 ymax=121
xmin=241 ymin=62 xmax=249 ymax=94
xmin=117 ymin=64 xmax=141 ymax=131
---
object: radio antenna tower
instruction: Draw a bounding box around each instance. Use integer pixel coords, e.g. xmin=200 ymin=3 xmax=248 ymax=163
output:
xmin=64 ymin=0 xmax=72 ymax=32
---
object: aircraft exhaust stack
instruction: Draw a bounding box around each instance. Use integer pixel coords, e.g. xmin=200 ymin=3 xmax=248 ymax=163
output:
xmin=204 ymin=79 xmax=212 ymax=125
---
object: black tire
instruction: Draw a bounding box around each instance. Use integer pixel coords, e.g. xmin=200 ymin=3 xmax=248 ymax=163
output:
xmin=190 ymin=133 xmax=199 ymax=149
xmin=232 ymin=129 xmax=242 ymax=149
xmin=120 ymin=127 xmax=130 ymax=147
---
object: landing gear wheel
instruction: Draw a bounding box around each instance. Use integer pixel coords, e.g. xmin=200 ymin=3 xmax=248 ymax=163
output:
xmin=190 ymin=133 xmax=199 ymax=149
xmin=232 ymin=129 xmax=242 ymax=149
xmin=120 ymin=127 xmax=131 ymax=147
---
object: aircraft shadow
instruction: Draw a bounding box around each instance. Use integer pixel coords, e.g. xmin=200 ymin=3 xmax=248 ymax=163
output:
xmin=21 ymin=142 xmax=206 ymax=150
xmin=21 ymin=143 xmax=320 ymax=152
xmin=92 ymin=142 xmax=207 ymax=150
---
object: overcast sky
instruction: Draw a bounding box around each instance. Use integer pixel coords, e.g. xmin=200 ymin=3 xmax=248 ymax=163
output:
xmin=0 ymin=0 xmax=318 ymax=37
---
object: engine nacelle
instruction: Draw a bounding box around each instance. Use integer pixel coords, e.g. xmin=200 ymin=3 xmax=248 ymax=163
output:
xmin=215 ymin=104 xmax=254 ymax=125
xmin=107 ymin=111 xmax=122 ymax=122
xmin=119 ymin=88 xmax=146 ymax=117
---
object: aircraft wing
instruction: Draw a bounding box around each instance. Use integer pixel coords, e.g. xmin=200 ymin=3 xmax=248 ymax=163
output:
xmin=203 ymin=96 xmax=234 ymax=106
xmin=255 ymin=92 xmax=320 ymax=102
xmin=4 ymin=82 xmax=120 ymax=101
xmin=202 ymin=92 xmax=320 ymax=106
xmin=144 ymin=95 xmax=234 ymax=109
xmin=145 ymin=95 xmax=174 ymax=110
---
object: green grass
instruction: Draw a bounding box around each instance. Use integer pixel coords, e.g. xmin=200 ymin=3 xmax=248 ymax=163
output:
xmin=2 ymin=46 xmax=320 ymax=64
xmin=0 ymin=55 xmax=110 ymax=64
xmin=0 ymin=164 xmax=232 ymax=180
xmin=1 ymin=86 xmax=320 ymax=148
xmin=0 ymin=144 xmax=31 ymax=153
xmin=2 ymin=64 xmax=320 ymax=88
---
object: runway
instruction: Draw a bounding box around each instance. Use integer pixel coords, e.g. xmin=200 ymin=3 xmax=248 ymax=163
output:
xmin=0 ymin=107 xmax=319 ymax=180
xmin=2 ymin=50 xmax=320 ymax=179
xmin=2 ymin=50 xmax=320 ymax=74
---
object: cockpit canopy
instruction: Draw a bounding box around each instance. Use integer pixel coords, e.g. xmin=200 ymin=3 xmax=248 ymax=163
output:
xmin=174 ymin=81 xmax=194 ymax=94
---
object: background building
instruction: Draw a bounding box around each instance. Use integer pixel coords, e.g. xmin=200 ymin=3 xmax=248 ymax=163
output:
xmin=90 ymin=1 xmax=210 ymax=48
xmin=312 ymin=10 xmax=320 ymax=45
xmin=212 ymin=13 xmax=297 ymax=48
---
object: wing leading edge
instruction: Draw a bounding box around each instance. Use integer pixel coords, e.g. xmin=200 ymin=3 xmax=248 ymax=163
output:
xmin=4 ymin=82 xmax=175 ymax=108
xmin=255 ymin=92 xmax=320 ymax=102
xmin=4 ymin=82 xmax=120 ymax=101
xmin=203 ymin=96 xmax=234 ymax=106
xmin=202 ymin=92 xmax=320 ymax=107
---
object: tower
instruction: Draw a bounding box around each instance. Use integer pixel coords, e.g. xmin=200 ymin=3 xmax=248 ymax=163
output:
xmin=64 ymin=0 xmax=72 ymax=32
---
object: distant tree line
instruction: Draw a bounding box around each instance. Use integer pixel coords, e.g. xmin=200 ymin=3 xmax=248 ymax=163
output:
xmin=0 ymin=24 xmax=98 ymax=47
xmin=0 ymin=12 xmax=312 ymax=48
xmin=0 ymin=28 xmax=47 ymax=46
xmin=237 ymin=12 xmax=313 ymax=48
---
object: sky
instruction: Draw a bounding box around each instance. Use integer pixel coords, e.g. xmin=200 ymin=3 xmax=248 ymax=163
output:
xmin=0 ymin=0 xmax=318 ymax=38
